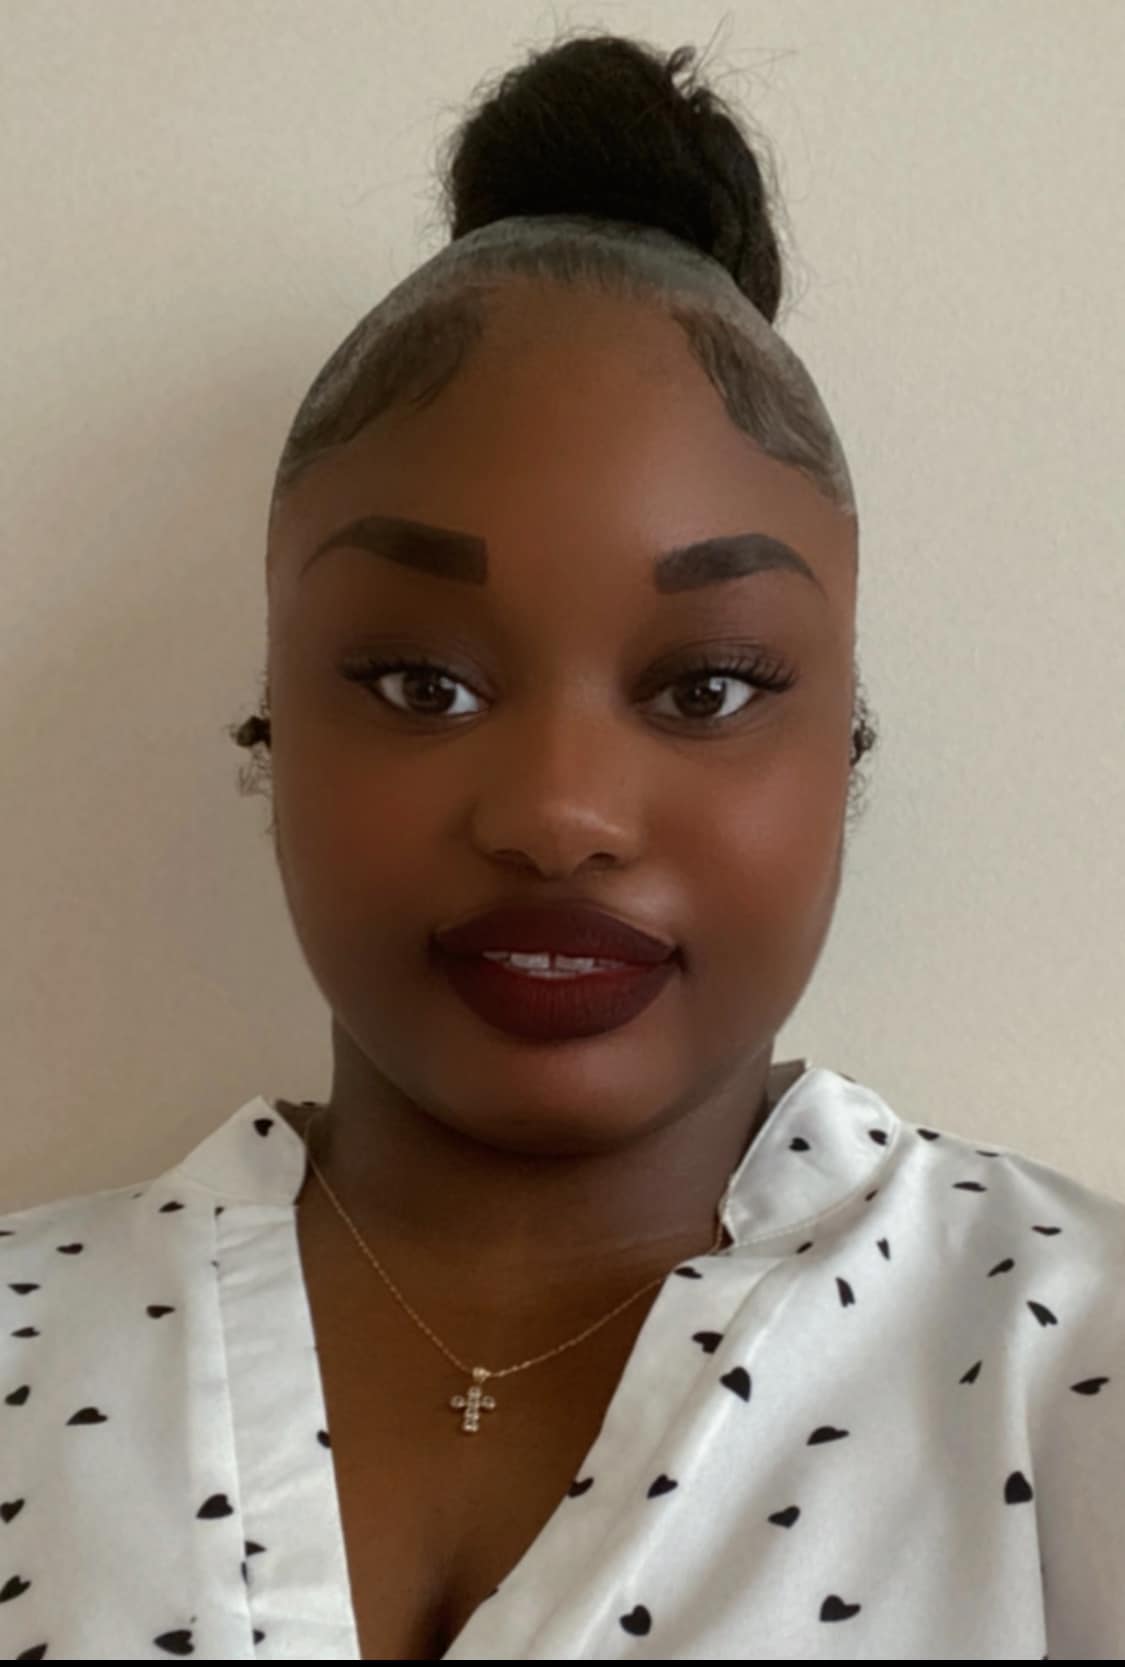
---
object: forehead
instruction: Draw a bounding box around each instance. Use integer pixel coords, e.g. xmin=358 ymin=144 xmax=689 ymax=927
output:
xmin=269 ymin=281 xmax=856 ymax=614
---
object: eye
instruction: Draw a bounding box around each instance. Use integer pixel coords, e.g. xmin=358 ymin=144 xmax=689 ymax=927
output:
xmin=341 ymin=656 xmax=484 ymax=721
xmin=646 ymin=656 xmax=796 ymax=725
xmin=340 ymin=651 xmax=796 ymax=729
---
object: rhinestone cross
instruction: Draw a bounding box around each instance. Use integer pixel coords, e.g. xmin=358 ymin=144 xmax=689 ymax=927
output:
xmin=450 ymin=1365 xmax=497 ymax=1433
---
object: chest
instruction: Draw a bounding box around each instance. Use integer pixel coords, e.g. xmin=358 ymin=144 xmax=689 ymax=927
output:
xmin=314 ymin=1303 xmax=656 ymax=1661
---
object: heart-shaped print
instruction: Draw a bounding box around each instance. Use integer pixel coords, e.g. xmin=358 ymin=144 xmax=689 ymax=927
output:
xmin=619 ymin=1604 xmax=651 ymax=1636
xmin=692 ymin=1330 xmax=722 ymax=1354
xmin=1005 ymin=1470 xmax=1034 ymax=1504
xmin=820 ymin=1593 xmax=861 ymax=1621
xmin=197 ymin=1492 xmax=234 ymax=1519
xmin=154 ymin=1627 xmax=195 ymax=1655
xmin=647 ymin=1474 xmax=678 ymax=1497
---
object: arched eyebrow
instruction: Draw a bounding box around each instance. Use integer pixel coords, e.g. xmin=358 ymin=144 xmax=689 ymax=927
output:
xmin=299 ymin=513 xmax=827 ymax=598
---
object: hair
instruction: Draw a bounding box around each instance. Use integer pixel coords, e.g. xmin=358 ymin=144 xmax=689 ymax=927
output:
xmin=231 ymin=28 xmax=880 ymax=834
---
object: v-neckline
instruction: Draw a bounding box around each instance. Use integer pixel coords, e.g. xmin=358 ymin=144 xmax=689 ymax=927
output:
xmin=266 ymin=1067 xmax=812 ymax=1657
xmin=334 ymin=1237 xmax=725 ymax=1661
xmin=272 ymin=1099 xmax=741 ymax=1661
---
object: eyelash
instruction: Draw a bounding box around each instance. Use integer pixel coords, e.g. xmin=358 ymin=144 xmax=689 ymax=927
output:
xmin=339 ymin=650 xmax=797 ymax=730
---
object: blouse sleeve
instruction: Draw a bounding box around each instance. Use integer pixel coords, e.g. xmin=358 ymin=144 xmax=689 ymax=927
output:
xmin=1036 ymin=1245 xmax=1125 ymax=1659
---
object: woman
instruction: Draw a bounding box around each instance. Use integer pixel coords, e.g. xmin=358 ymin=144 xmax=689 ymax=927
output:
xmin=3 ymin=30 xmax=1122 ymax=1663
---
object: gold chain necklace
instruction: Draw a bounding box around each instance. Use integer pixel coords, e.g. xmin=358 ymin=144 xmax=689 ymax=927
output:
xmin=299 ymin=1107 xmax=729 ymax=1433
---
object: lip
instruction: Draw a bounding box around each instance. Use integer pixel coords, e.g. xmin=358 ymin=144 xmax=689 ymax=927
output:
xmin=432 ymin=900 xmax=677 ymax=965
xmin=435 ymin=951 xmax=678 ymax=1042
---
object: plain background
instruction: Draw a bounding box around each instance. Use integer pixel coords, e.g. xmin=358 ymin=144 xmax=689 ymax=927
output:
xmin=2 ymin=1 xmax=1123 ymax=1212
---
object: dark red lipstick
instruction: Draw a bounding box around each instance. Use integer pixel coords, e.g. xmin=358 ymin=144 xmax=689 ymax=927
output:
xmin=431 ymin=900 xmax=679 ymax=1042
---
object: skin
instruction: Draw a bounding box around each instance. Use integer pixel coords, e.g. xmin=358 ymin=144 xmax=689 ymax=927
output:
xmin=264 ymin=278 xmax=857 ymax=1363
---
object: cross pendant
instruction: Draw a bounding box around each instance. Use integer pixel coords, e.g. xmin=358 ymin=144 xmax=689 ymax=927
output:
xmin=450 ymin=1365 xmax=497 ymax=1433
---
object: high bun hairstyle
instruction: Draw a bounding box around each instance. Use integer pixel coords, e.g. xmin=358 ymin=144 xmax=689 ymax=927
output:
xmin=442 ymin=32 xmax=787 ymax=322
xmin=234 ymin=29 xmax=880 ymax=829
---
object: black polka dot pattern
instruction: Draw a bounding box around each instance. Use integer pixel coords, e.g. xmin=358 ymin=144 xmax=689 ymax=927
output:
xmin=2 ymin=1063 xmax=1124 ymax=1658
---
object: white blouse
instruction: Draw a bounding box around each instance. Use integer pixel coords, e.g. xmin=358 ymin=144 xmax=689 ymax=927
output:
xmin=2 ymin=1059 xmax=1124 ymax=1660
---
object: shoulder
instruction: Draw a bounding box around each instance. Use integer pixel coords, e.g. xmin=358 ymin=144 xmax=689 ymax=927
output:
xmin=891 ymin=1112 xmax=1125 ymax=1352
xmin=0 ymin=1177 xmax=137 ymax=1240
xmin=898 ymin=1112 xmax=1125 ymax=1247
xmin=0 ymin=1180 xmax=149 ymax=1317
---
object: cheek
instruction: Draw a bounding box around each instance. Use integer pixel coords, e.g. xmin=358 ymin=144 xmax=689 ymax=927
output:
xmin=278 ymin=784 xmax=439 ymax=924
xmin=675 ymin=754 xmax=846 ymax=956
xmin=666 ymin=784 xmax=845 ymax=1053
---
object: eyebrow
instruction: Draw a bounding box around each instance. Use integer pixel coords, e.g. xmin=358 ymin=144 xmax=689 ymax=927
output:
xmin=299 ymin=514 xmax=827 ymax=597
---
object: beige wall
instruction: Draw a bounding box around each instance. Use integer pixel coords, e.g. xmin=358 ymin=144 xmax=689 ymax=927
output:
xmin=3 ymin=1 xmax=1123 ymax=1211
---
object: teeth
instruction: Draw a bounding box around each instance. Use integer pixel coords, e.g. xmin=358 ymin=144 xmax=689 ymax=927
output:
xmin=481 ymin=951 xmax=629 ymax=977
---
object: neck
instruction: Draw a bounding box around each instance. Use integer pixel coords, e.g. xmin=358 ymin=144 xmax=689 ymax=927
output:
xmin=282 ymin=1043 xmax=780 ymax=1338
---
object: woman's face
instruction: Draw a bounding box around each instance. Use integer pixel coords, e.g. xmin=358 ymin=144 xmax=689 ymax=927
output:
xmin=264 ymin=282 xmax=857 ymax=1157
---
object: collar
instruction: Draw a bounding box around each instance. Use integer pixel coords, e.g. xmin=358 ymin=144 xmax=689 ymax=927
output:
xmin=160 ymin=1060 xmax=904 ymax=1249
